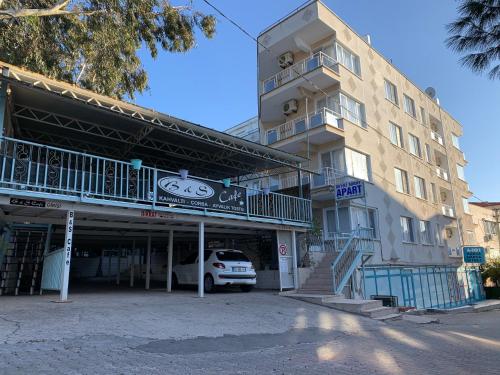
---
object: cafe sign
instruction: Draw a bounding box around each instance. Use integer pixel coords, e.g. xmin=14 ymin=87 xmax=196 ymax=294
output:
xmin=156 ymin=172 xmax=247 ymax=214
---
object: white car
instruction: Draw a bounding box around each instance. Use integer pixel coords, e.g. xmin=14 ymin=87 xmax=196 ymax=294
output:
xmin=172 ymin=249 xmax=256 ymax=293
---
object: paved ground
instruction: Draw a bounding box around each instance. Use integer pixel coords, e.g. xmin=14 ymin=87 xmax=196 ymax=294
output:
xmin=0 ymin=288 xmax=499 ymax=374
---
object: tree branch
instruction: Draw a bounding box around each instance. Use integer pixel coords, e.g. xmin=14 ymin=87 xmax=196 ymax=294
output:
xmin=0 ymin=0 xmax=78 ymax=20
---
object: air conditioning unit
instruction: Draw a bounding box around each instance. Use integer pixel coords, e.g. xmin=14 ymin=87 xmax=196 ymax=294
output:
xmin=484 ymin=234 xmax=492 ymax=242
xmin=278 ymin=52 xmax=294 ymax=68
xmin=283 ymin=99 xmax=298 ymax=116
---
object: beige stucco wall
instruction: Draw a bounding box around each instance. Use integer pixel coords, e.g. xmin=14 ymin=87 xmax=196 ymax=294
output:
xmin=469 ymin=204 xmax=500 ymax=260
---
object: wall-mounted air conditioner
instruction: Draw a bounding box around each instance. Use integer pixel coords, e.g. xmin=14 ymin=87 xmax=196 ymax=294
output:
xmin=283 ymin=99 xmax=298 ymax=116
xmin=278 ymin=52 xmax=294 ymax=68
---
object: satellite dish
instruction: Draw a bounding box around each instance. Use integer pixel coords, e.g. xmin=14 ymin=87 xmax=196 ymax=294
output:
xmin=425 ymin=87 xmax=436 ymax=99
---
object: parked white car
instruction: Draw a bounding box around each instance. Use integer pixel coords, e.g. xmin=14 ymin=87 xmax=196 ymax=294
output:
xmin=172 ymin=249 xmax=256 ymax=293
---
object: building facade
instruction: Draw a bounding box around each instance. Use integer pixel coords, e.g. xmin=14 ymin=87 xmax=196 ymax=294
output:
xmin=255 ymin=1 xmax=478 ymax=304
xmin=224 ymin=116 xmax=259 ymax=143
xmin=469 ymin=202 xmax=500 ymax=261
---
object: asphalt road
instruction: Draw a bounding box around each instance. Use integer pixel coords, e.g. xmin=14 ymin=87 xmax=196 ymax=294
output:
xmin=0 ymin=289 xmax=499 ymax=374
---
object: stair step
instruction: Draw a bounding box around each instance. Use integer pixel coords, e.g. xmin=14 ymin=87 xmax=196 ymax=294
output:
xmin=361 ymin=306 xmax=399 ymax=318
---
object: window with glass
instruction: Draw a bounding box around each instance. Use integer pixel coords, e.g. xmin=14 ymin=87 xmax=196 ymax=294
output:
xmin=351 ymin=206 xmax=378 ymax=238
xmin=420 ymin=107 xmax=427 ymax=126
xmin=430 ymin=183 xmax=437 ymax=203
xmin=339 ymin=93 xmax=365 ymax=127
xmin=452 ymin=133 xmax=461 ymax=150
xmin=419 ymin=220 xmax=433 ymax=244
xmin=465 ymin=230 xmax=476 ymax=245
xmin=424 ymin=143 xmax=432 ymax=163
xmin=484 ymin=220 xmax=497 ymax=236
xmin=435 ymin=223 xmax=444 ymax=245
xmin=408 ymin=134 xmax=422 ymax=158
xmin=325 ymin=207 xmax=351 ymax=235
xmin=384 ymin=80 xmax=398 ymax=105
xmin=456 ymin=164 xmax=466 ymax=180
xmin=335 ymin=42 xmax=361 ymax=75
xmin=414 ymin=176 xmax=427 ymax=199
xmin=389 ymin=122 xmax=404 ymax=148
xmin=403 ymin=94 xmax=417 ymax=118
xmin=462 ymin=197 xmax=470 ymax=214
xmin=345 ymin=148 xmax=371 ymax=181
xmin=394 ymin=167 xmax=409 ymax=194
xmin=400 ymin=216 xmax=415 ymax=243
xmin=316 ymin=95 xmax=340 ymax=114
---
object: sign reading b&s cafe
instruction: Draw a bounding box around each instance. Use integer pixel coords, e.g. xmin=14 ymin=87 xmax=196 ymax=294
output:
xmin=156 ymin=172 xmax=247 ymax=214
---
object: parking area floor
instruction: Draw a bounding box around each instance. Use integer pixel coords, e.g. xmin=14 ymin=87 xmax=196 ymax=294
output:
xmin=0 ymin=289 xmax=499 ymax=374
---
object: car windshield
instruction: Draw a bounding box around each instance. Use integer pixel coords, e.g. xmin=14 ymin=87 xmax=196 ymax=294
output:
xmin=216 ymin=251 xmax=249 ymax=262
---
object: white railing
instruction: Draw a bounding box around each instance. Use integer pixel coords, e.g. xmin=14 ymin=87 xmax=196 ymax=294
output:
xmin=431 ymin=131 xmax=444 ymax=146
xmin=442 ymin=204 xmax=455 ymax=217
xmin=262 ymin=52 xmax=339 ymax=94
xmin=436 ymin=166 xmax=449 ymax=181
xmin=266 ymin=106 xmax=342 ymax=145
xmin=270 ymin=166 xmax=348 ymax=192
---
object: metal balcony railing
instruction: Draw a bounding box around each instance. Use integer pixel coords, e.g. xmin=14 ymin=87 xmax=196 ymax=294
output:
xmin=0 ymin=137 xmax=312 ymax=224
xmin=442 ymin=204 xmax=455 ymax=218
xmin=436 ymin=166 xmax=449 ymax=181
xmin=262 ymin=52 xmax=339 ymax=94
xmin=271 ymin=167 xmax=347 ymax=192
xmin=431 ymin=131 xmax=444 ymax=146
xmin=266 ymin=106 xmax=342 ymax=145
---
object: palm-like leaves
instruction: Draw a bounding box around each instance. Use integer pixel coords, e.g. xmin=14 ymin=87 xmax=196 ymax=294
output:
xmin=446 ymin=0 xmax=500 ymax=79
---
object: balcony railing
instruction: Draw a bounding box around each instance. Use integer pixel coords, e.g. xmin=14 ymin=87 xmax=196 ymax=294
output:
xmin=266 ymin=106 xmax=342 ymax=145
xmin=271 ymin=167 xmax=347 ymax=192
xmin=0 ymin=137 xmax=312 ymax=224
xmin=436 ymin=166 xmax=449 ymax=181
xmin=442 ymin=204 xmax=455 ymax=218
xmin=431 ymin=131 xmax=444 ymax=146
xmin=262 ymin=52 xmax=339 ymax=94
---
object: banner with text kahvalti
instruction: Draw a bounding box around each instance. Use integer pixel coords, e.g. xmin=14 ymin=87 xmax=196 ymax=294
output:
xmin=156 ymin=172 xmax=247 ymax=214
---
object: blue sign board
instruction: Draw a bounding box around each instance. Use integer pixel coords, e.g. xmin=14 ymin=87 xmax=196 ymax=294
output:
xmin=463 ymin=246 xmax=486 ymax=264
xmin=334 ymin=179 xmax=365 ymax=201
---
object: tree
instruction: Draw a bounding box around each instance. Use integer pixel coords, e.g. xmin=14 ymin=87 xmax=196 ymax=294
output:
xmin=0 ymin=1 xmax=216 ymax=99
xmin=482 ymin=259 xmax=500 ymax=287
xmin=446 ymin=0 xmax=500 ymax=80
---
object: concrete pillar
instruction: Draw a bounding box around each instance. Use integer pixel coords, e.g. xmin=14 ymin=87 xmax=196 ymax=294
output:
xmin=60 ymin=210 xmax=74 ymax=302
xmin=130 ymin=240 xmax=135 ymax=287
xmin=291 ymin=230 xmax=299 ymax=290
xmin=198 ymin=222 xmax=205 ymax=298
xmin=167 ymin=230 xmax=173 ymax=292
xmin=145 ymin=235 xmax=151 ymax=290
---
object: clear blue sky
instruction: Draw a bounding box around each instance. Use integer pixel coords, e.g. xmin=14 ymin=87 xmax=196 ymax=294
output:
xmin=135 ymin=0 xmax=500 ymax=202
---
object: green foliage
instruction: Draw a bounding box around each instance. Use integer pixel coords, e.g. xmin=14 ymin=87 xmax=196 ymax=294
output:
xmin=0 ymin=1 xmax=217 ymax=99
xmin=446 ymin=0 xmax=500 ymax=79
xmin=481 ymin=259 xmax=500 ymax=286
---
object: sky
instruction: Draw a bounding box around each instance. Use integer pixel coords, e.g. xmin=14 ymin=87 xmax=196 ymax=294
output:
xmin=134 ymin=0 xmax=500 ymax=202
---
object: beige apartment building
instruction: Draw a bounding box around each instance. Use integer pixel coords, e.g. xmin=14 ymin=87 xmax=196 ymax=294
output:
xmin=253 ymin=1 xmax=478 ymax=303
xmin=469 ymin=202 xmax=500 ymax=260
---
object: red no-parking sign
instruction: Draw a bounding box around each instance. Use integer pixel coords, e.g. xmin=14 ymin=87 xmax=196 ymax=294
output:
xmin=279 ymin=243 xmax=288 ymax=256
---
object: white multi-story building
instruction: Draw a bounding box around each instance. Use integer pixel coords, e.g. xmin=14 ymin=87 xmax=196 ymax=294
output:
xmin=255 ymin=1 xmax=479 ymax=306
xmin=224 ymin=117 xmax=259 ymax=143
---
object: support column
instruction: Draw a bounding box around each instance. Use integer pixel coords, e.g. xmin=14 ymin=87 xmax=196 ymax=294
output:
xmin=40 ymin=224 xmax=53 ymax=296
xmin=145 ymin=235 xmax=151 ymax=290
xmin=167 ymin=230 xmax=173 ymax=292
xmin=60 ymin=210 xmax=74 ymax=302
xmin=291 ymin=230 xmax=299 ymax=290
xmin=130 ymin=240 xmax=135 ymax=287
xmin=198 ymin=222 xmax=205 ymax=298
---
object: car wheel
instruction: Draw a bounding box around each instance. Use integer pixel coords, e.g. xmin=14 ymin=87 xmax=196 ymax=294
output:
xmin=204 ymin=274 xmax=215 ymax=293
xmin=172 ymin=273 xmax=179 ymax=290
xmin=240 ymin=285 xmax=253 ymax=293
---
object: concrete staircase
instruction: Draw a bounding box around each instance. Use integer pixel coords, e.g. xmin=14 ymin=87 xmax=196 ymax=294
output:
xmin=297 ymin=252 xmax=336 ymax=295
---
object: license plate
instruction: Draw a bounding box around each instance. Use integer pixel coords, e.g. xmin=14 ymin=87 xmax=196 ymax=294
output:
xmin=232 ymin=267 xmax=246 ymax=272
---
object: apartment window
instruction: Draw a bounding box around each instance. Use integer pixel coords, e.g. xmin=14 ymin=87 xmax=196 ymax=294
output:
xmin=351 ymin=206 xmax=378 ymax=237
xmin=408 ymin=134 xmax=422 ymax=158
xmin=430 ymin=182 xmax=437 ymax=203
xmin=462 ymin=197 xmax=470 ymax=214
xmin=325 ymin=207 xmax=350 ymax=235
xmin=452 ymin=133 xmax=461 ymax=150
xmin=400 ymin=216 xmax=416 ymax=243
xmin=321 ymin=149 xmax=345 ymax=172
xmin=484 ymin=220 xmax=497 ymax=236
xmin=414 ymin=176 xmax=427 ymax=200
xmin=389 ymin=122 xmax=404 ymax=148
xmin=384 ymin=80 xmax=398 ymax=105
xmin=456 ymin=164 xmax=466 ymax=180
xmin=419 ymin=220 xmax=433 ymax=245
xmin=267 ymin=129 xmax=277 ymax=144
xmin=316 ymin=95 xmax=340 ymax=113
xmin=424 ymin=143 xmax=432 ymax=163
xmin=403 ymin=94 xmax=417 ymax=118
xmin=339 ymin=93 xmax=365 ymax=127
xmin=465 ymin=230 xmax=477 ymax=245
xmin=420 ymin=107 xmax=427 ymax=126
xmin=335 ymin=42 xmax=361 ymax=75
xmin=394 ymin=168 xmax=410 ymax=194
xmin=345 ymin=148 xmax=371 ymax=181
xmin=435 ymin=223 xmax=444 ymax=245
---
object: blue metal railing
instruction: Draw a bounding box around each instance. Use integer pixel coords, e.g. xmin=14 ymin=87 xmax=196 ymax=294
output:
xmin=0 ymin=137 xmax=312 ymax=224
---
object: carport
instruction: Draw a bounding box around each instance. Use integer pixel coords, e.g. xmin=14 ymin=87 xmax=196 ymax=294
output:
xmin=0 ymin=62 xmax=312 ymax=300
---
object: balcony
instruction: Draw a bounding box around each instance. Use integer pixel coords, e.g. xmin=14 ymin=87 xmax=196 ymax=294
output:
xmin=430 ymin=131 xmax=444 ymax=146
xmin=436 ymin=166 xmax=449 ymax=181
xmin=0 ymin=137 xmax=312 ymax=225
xmin=442 ymin=204 xmax=455 ymax=218
xmin=260 ymin=52 xmax=340 ymax=122
xmin=265 ymin=107 xmax=343 ymax=153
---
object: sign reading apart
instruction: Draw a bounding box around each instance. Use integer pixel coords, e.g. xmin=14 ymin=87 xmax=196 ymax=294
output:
xmin=334 ymin=179 xmax=365 ymax=201
xmin=156 ymin=172 xmax=247 ymax=214
xmin=463 ymin=246 xmax=486 ymax=264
